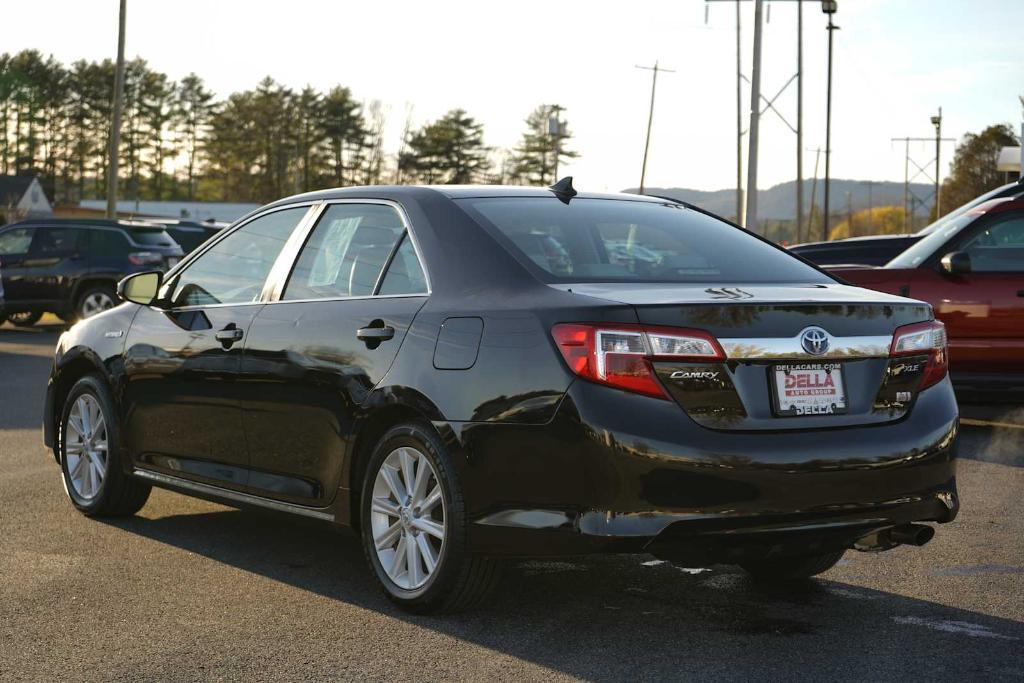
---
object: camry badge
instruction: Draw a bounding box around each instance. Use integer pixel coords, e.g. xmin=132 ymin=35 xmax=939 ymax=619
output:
xmin=799 ymin=327 xmax=830 ymax=356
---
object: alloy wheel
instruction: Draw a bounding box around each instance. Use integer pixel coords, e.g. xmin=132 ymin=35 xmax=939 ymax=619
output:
xmin=80 ymin=292 xmax=114 ymax=318
xmin=64 ymin=394 xmax=108 ymax=500
xmin=370 ymin=446 xmax=446 ymax=590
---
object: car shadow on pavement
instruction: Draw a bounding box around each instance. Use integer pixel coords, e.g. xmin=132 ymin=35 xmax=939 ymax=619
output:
xmin=104 ymin=506 xmax=1024 ymax=680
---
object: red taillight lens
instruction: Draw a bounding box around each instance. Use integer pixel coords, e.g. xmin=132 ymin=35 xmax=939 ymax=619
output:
xmin=551 ymin=323 xmax=724 ymax=399
xmin=890 ymin=320 xmax=948 ymax=390
xmin=128 ymin=251 xmax=164 ymax=266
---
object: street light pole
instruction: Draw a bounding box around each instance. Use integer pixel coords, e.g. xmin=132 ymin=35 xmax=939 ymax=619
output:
xmin=744 ymin=0 xmax=765 ymax=232
xmin=931 ymin=107 xmax=942 ymax=217
xmin=736 ymin=0 xmax=744 ymax=224
xmin=796 ymin=1 xmax=804 ymax=242
xmin=636 ymin=62 xmax=674 ymax=195
xmin=822 ymin=1 xmax=837 ymax=242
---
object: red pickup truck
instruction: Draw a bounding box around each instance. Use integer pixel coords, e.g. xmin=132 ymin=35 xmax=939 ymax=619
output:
xmin=833 ymin=197 xmax=1024 ymax=392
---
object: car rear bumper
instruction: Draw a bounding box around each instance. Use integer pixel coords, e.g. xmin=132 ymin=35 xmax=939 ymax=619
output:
xmin=458 ymin=377 xmax=959 ymax=558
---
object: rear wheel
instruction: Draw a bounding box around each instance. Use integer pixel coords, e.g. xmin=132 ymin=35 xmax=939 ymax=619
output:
xmin=7 ymin=311 xmax=42 ymax=326
xmin=60 ymin=374 xmax=150 ymax=517
xmin=76 ymin=284 xmax=117 ymax=320
xmin=740 ymin=550 xmax=845 ymax=582
xmin=360 ymin=422 xmax=500 ymax=613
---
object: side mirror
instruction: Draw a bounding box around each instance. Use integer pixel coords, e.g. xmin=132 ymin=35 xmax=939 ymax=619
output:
xmin=117 ymin=271 xmax=163 ymax=306
xmin=940 ymin=251 xmax=971 ymax=276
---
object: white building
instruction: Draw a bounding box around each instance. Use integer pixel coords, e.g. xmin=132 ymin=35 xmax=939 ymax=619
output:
xmin=0 ymin=175 xmax=53 ymax=222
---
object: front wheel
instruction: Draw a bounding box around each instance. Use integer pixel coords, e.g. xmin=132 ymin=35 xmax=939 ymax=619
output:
xmin=360 ymin=422 xmax=500 ymax=614
xmin=60 ymin=374 xmax=151 ymax=517
xmin=740 ymin=550 xmax=845 ymax=582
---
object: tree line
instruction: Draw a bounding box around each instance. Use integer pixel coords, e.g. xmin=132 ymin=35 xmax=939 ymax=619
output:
xmin=0 ymin=49 xmax=577 ymax=206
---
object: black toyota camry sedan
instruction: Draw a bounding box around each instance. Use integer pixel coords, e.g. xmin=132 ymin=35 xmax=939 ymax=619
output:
xmin=43 ymin=181 xmax=959 ymax=613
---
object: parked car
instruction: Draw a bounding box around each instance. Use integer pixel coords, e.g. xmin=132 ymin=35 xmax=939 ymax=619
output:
xmin=833 ymin=196 xmax=1024 ymax=392
xmin=0 ymin=218 xmax=183 ymax=325
xmin=147 ymin=219 xmax=224 ymax=254
xmin=790 ymin=177 xmax=1024 ymax=266
xmin=44 ymin=183 xmax=958 ymax=613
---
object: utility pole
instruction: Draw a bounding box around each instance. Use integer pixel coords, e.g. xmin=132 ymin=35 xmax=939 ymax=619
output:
xmin=106 ymin=0 xmax=127 ymax=219
xmin=807 ymin=146 xmax=821 ymax=242
xmin=931 ymin=107 xmax=942 ymax=217
xmin=736 ymin=0 xmax=744 ymax=224
xmin=795 ymin=2 xmax=804 ymax=242
xmin=822 ymin=1 xmax=838 ymax=241
xmin=744 ymin=0 xmax=765 ymax=232
xmin=891 ymin=128 xmax=955 ymax=230
xmin=636 ymin=62 xmax=674 ymax=195
xmin=549 ymin=104 xmax=566 ymax=182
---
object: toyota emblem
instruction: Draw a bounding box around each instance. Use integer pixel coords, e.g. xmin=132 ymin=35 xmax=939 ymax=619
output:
xmin=800 ymin=327 xmax=830 ymax=356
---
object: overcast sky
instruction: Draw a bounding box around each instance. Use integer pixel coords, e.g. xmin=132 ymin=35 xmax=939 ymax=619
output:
xmin=10 ymin=0 xmax=1023 ymax=192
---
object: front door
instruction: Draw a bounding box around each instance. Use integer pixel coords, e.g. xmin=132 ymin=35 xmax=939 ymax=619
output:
xmin=239 ymin=202 xmax=430 ymax=506
xmin=122 ymin=205 xmax=313 ymax=489
xmin=23 ymin=226 xmax=84 ymax=310
xmin=923 ymin=210 xmax=1024 ymax=373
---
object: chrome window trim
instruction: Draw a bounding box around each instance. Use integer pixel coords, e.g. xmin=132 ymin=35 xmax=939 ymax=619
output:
xmin=133 ymin=469 xmax=334 ymax=521
xmin=267 ymin=198 xmax=432 ymax=303
xmin=719 ymin=333 xmax=893 ymax=360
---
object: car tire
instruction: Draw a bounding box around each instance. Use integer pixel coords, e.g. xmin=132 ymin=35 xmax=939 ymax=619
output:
xmin=60 ymin=374 xmax=151 ymax=517
xmin=360 ymin=421 xmax=501 ymax=614
xmin=6 ymin=311 xmax=43 ymax=326
xmin=740 ymin=550 xmax=845 ymax=582
xmin=75 ymin=284 xmax=117 ymax=320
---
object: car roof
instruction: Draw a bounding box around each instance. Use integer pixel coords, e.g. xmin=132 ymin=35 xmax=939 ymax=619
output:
xmin=263 ymin=184 xmax=667 ymax=208
xmin=966 ymin=196 xmax=1024 ymax=216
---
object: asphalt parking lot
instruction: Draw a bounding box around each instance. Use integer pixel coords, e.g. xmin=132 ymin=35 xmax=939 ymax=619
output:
xmin=1 ymin=319 xmax=1021 ymax=682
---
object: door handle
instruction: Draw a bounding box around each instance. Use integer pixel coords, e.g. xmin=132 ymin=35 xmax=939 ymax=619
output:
xmin=357 ymin=325 xmax=395 ymax=342
xmin=215 ymin=325 xmax=244 ymax=346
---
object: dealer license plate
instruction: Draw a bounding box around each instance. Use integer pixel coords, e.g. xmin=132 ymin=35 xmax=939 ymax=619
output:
xmin=772 ymin=363 xmax=847 ymax=417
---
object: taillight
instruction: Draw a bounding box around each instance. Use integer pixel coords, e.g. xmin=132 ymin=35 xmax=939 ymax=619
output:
xmin=551 ymin=323 xmax=724 ymax=399
xmin=128 ymin=251 xmax=164 ymax=266
xmin=890 ymin=320 xmax=948 ymax=390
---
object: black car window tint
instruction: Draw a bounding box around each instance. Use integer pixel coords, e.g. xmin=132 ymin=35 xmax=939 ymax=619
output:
xmin=960 ymin=214 xmax=1024 ymax=273
xmin=0 ymin=227 xmax=34 ymax=255
xmin=283 ymin=204 xmax=404 ymax=300
xmin=32 ymin=228 xmax=81 ymax=254
xmin=378 ymin=234 xmax=428 ymax=296
xmin=89 ymin=230 xmax=131 ymax=257
xmin=170 ymin=207 xmax=308 ymax=307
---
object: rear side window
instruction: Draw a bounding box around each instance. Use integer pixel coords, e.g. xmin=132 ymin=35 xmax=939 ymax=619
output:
xmin=32 ymin=228 xmax=81 ymax=254
xmin=960 ymin=214 xmax=1024 ymax=273
xmin=459 ymin=197 xmax=832 ymax=284
xmin=378 ymin=235 xmax=428 ymax=295
xmin=283 ymin=204 xmax=405 ymax=300
xmin=0 ymin=227 xmax=34 ymax=254
xmin=88 ymin=229 xmax=131 ymax=257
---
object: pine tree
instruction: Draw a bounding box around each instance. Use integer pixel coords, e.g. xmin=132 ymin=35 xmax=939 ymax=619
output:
xmin=399 ymin=109 xmax=490 ymax=184
xmin=509 ymin=104 xmax=578 ymax=186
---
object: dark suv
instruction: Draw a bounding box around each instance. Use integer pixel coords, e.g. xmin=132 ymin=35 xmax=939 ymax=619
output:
xmin=0 ymin=218 xmax=183 ymax=325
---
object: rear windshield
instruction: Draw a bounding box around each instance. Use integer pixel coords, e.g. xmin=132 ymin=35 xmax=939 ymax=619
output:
xmin=458 ymin=197 xmax=833 ymax=284
xmin=125 ymin=227 xmax=176 ymax=247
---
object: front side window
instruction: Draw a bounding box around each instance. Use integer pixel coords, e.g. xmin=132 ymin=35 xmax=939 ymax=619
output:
xmin=283 ymin=204 xmax=405 ymax=300
xmin=458 ymin=197 xmax=833 ymax=284
xmin=170 ymin=206 xmax=308 ymax=307
xmin=960 ymin=214 xmax=1024 ymax=273
xmin=0 ymin=227 xmax=34 ymax=255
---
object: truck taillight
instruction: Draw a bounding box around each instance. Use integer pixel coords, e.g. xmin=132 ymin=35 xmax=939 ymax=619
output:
xmin=551 ymin=323 xmax=724 ymax=399
xmin=890 ymin=320 xmax=948 ymax=390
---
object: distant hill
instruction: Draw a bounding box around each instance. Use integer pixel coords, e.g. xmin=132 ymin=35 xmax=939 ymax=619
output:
xmin=626 ymin=179 xmax=934 ymax=222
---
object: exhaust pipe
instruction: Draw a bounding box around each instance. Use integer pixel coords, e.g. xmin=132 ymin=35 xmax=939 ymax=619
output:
xmin=889 ymin=523 xmax=935 ymax=547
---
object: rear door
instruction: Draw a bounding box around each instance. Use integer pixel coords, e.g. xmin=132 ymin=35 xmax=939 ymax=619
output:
xmin=240 ymin=201 xmax=430 ymax=506
xmin=920 ymin=210 xmax=1024 ymax=373
xmin=0 ymin=226 xmax=35 ymax=304
xmin=122 ymin=205 xmax=314 ymax=489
